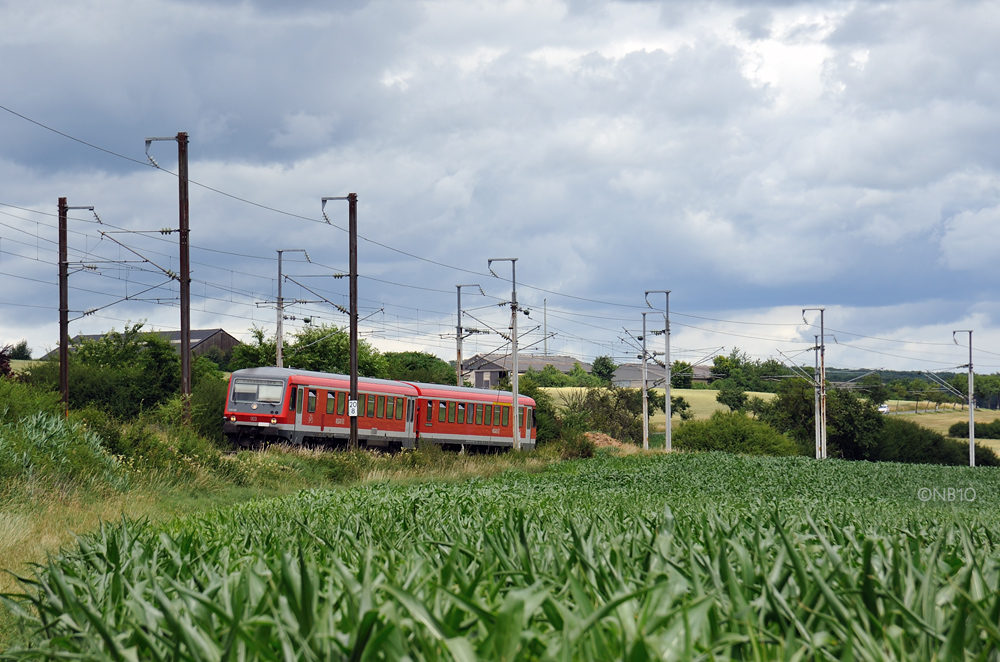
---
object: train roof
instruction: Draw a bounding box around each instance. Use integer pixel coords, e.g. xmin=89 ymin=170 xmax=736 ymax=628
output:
xmin=405 ymin=381 xmax=536 ymax=405
xmin=231 ymin=367 xmax=416 ymax=391
xmin=230 ymin=368 xmax=535 ymax=405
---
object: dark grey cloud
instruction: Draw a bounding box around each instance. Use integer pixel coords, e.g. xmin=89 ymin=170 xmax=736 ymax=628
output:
xmin=3 ymin=0 xmax=1000 ymax=370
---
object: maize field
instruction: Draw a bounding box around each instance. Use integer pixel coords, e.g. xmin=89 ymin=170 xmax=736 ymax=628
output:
xmin=4 ymin=452 xmax=1000 ymax=660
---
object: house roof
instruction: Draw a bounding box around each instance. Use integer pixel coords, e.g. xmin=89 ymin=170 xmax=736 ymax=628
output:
xmin=41 ymin=328 xmax=239 ymax=359
xmin=613 ymin=362 xmax=714 ymax=384
xmin=463 ymin=353 xmax=593 ymax=374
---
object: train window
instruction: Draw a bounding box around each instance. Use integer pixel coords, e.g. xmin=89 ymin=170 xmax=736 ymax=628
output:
xmin=377 ymin=395 xmax=385 ymax=418
xmin=307 ymin=389 xmax=317 ymax=414
xmin=438 ymin=401 xmax=447 ymax=422
xmin=296 ymin=388 xmax=304 ymax=414
xmin=397 ymin=397 xmax=406 ymax=420
xmin=232 ymin=378 xmax=284 ymax=404
xmin=288 ymin=387 xmax=297 ymax=411
xmin=448 ymin=401 xmax=456 ymax=423
xmin=457 ymin=403 xmax=465 ymax=424
xmin=484 ymin=405 xmax=492 ymax=426
xmin=426 ymin=401 xmax=433 ymax=422
xmin=501 ymin=406 xmax=509 ymax=427
xmin=406 ymin=399 xmax=413 ymax=422
xmin=527 ymin=407 xmax=534 ymax=430
xmin=367 ymin=395 xmax=376 ymax=418
xmin=493 ymin=406 xmax=501 ymax=427
xmin=337 ymin=392 xmax=346 ymax=415
xmin=476 ymin=404 xmax=483 ymax=425
xmin=385 ymin=396 xmax=394 ymax=419
xmin=326 ymin=392 xmax=335 ymax=415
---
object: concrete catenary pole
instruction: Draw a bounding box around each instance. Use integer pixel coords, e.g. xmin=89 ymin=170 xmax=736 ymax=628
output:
xmin=58 ymin=198 xmax=94 ymax=419
xmin=954 ymin=330 xmax=975 ymax=467
xmin=320 ymin=194 xmax=359 ymax=449
xmin=143 ymin=133 xmax=190 ymax=423
xmin=177 ymin=132 xmax=191 ymax=426
xmin=455 ymin=284 xmax=481 ymax=387
xmin=646 ymin=291 xmax=671 ymax=451
xmin=58 ymin=198 xmax=68 ymax=418
xmin=275 ymin=249 xmax=308 ymax=369
xmin=814 ymin=334 xmax=821 ymax=460
xmin=489 ymin=258 xmax=519 ymax=450
xmin=277 ymin=250 xmax=285 ymax=369
xmin=348 ymin=193 xmax=358 ymax=450
xmin=641 ymin=312 xmax=649 ymax=450
xmin=803 ymin=308 xmax=826 ymax=458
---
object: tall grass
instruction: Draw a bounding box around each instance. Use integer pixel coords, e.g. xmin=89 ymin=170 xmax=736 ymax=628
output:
xmin=5 ymin=453 xmax=1000 ymax=659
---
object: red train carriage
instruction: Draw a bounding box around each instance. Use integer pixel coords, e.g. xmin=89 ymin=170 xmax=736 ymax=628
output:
xmin=223 ymin=367 xmax=537 ymax=451
xmin=224 ymin=367 xmax=418 ymax=450
xmin=406 ymin=382 xmax=537 ymax=451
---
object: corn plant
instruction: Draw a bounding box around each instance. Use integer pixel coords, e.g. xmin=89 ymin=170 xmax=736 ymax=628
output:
xmin=4 ymin=452 xmax=1000 ymax=660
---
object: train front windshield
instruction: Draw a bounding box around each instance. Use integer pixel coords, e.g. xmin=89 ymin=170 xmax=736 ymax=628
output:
xmin=231 ymin=378 xmax=285 ymax=404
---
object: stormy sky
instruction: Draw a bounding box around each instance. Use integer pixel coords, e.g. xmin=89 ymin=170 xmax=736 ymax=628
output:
xmin=2 ymin=0 xmax=999 ymax=375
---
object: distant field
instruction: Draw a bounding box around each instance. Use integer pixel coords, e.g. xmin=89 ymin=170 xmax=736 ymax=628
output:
xmin=884 ymin=400 xmax=1000 ymax=452
xmin=542 ymin=387 xmax=775 ymax=432
xmin=542 ymin=389 xmax=1000 ymax=449
xmin=9 ymin=360 xmax=40 ymax=373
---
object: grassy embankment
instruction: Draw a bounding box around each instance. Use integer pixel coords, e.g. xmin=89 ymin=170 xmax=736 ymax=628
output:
xmin=0 ymin=417 xmax=560 ymax=650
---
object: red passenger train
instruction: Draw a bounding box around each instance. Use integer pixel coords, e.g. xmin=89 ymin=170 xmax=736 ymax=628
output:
xmin=223 ymin=367 xmax=537 ymax=451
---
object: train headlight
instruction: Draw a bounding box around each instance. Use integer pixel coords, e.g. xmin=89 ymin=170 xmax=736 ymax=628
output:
xmin=271 ymin=417 xmax=277 ymax=424
xmin=230 ymin=415 xmax=236 ymax=422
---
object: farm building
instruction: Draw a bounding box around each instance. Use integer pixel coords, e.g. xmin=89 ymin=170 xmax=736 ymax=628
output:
xmin=43 ymin=328 xmax=240 ymax=359
xmin=462 ymin=353 xmax=592 ymax=389
xmin=612 ymin=363 xmax=712 ymax=388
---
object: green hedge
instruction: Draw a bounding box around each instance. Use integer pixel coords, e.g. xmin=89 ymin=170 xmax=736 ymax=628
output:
xmin=948 ymin=418 xmax=1000 ymax=439
xmin=674 ymin=411 xmax=799 ymax=456
xmin=877 ymin=417 xmax=1000 ymax=466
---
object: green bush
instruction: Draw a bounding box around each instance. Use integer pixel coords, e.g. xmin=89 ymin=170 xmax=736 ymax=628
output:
xmin=559 ymin=431 xmax=596 ymax=460
xmin=0 ymin=379 xmax=60 ymax=424
xmin=948 ymin=419 xmax=1000 ymax=439
xmin=674 ymin=411 xmax=798 ymax=456
xmin=877 ymin=417 xmax=1000 ymax=466
xmin=69 ymin=406 xmax=124 ymax=455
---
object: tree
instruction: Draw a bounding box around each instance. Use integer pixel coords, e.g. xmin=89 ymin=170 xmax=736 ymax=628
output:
xmin=755 ymin=379 xmax=885 ymax=459
xmin=858 ymin=374 xmax=889 ymax=406
xmin=825 ymin=388 xmax=884 ymax=460
xmin=0 ymin=344 xmax=12 ymax=378
xmin=671 ymin=395 xmax=694 ymax=421
xmin=9 ymin=340 xmax=31 ymax=360
xmin=23 ymin=323 xmax=181 ymax=419
xmin=285 ymin=324 xmax=388 ymax=378
xmin=385 ymin=351 xmax=456 ymax=385
xmin=567 ymin=362 xmax=602 ymax=387
xmin=228 ymin=326 xmax=276 ymax=371
xmin=591 ymin=355 xmax=617 ymax=385
xmin=671 ymin=360 xmax=693 ymax=389
xmin=716 ymin=382 xmax=748 ymax=412
xmin=563 ymin=385 xmax=648 ymax=444
xmin=711 ymin=347 xmax=790 ymax=393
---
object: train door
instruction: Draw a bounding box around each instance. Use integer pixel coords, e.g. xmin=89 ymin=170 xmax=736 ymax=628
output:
xmin=293 ymin=385 xmax=305 ymax=444
xmin=404 ymin=396 xmax=416 ymax=448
